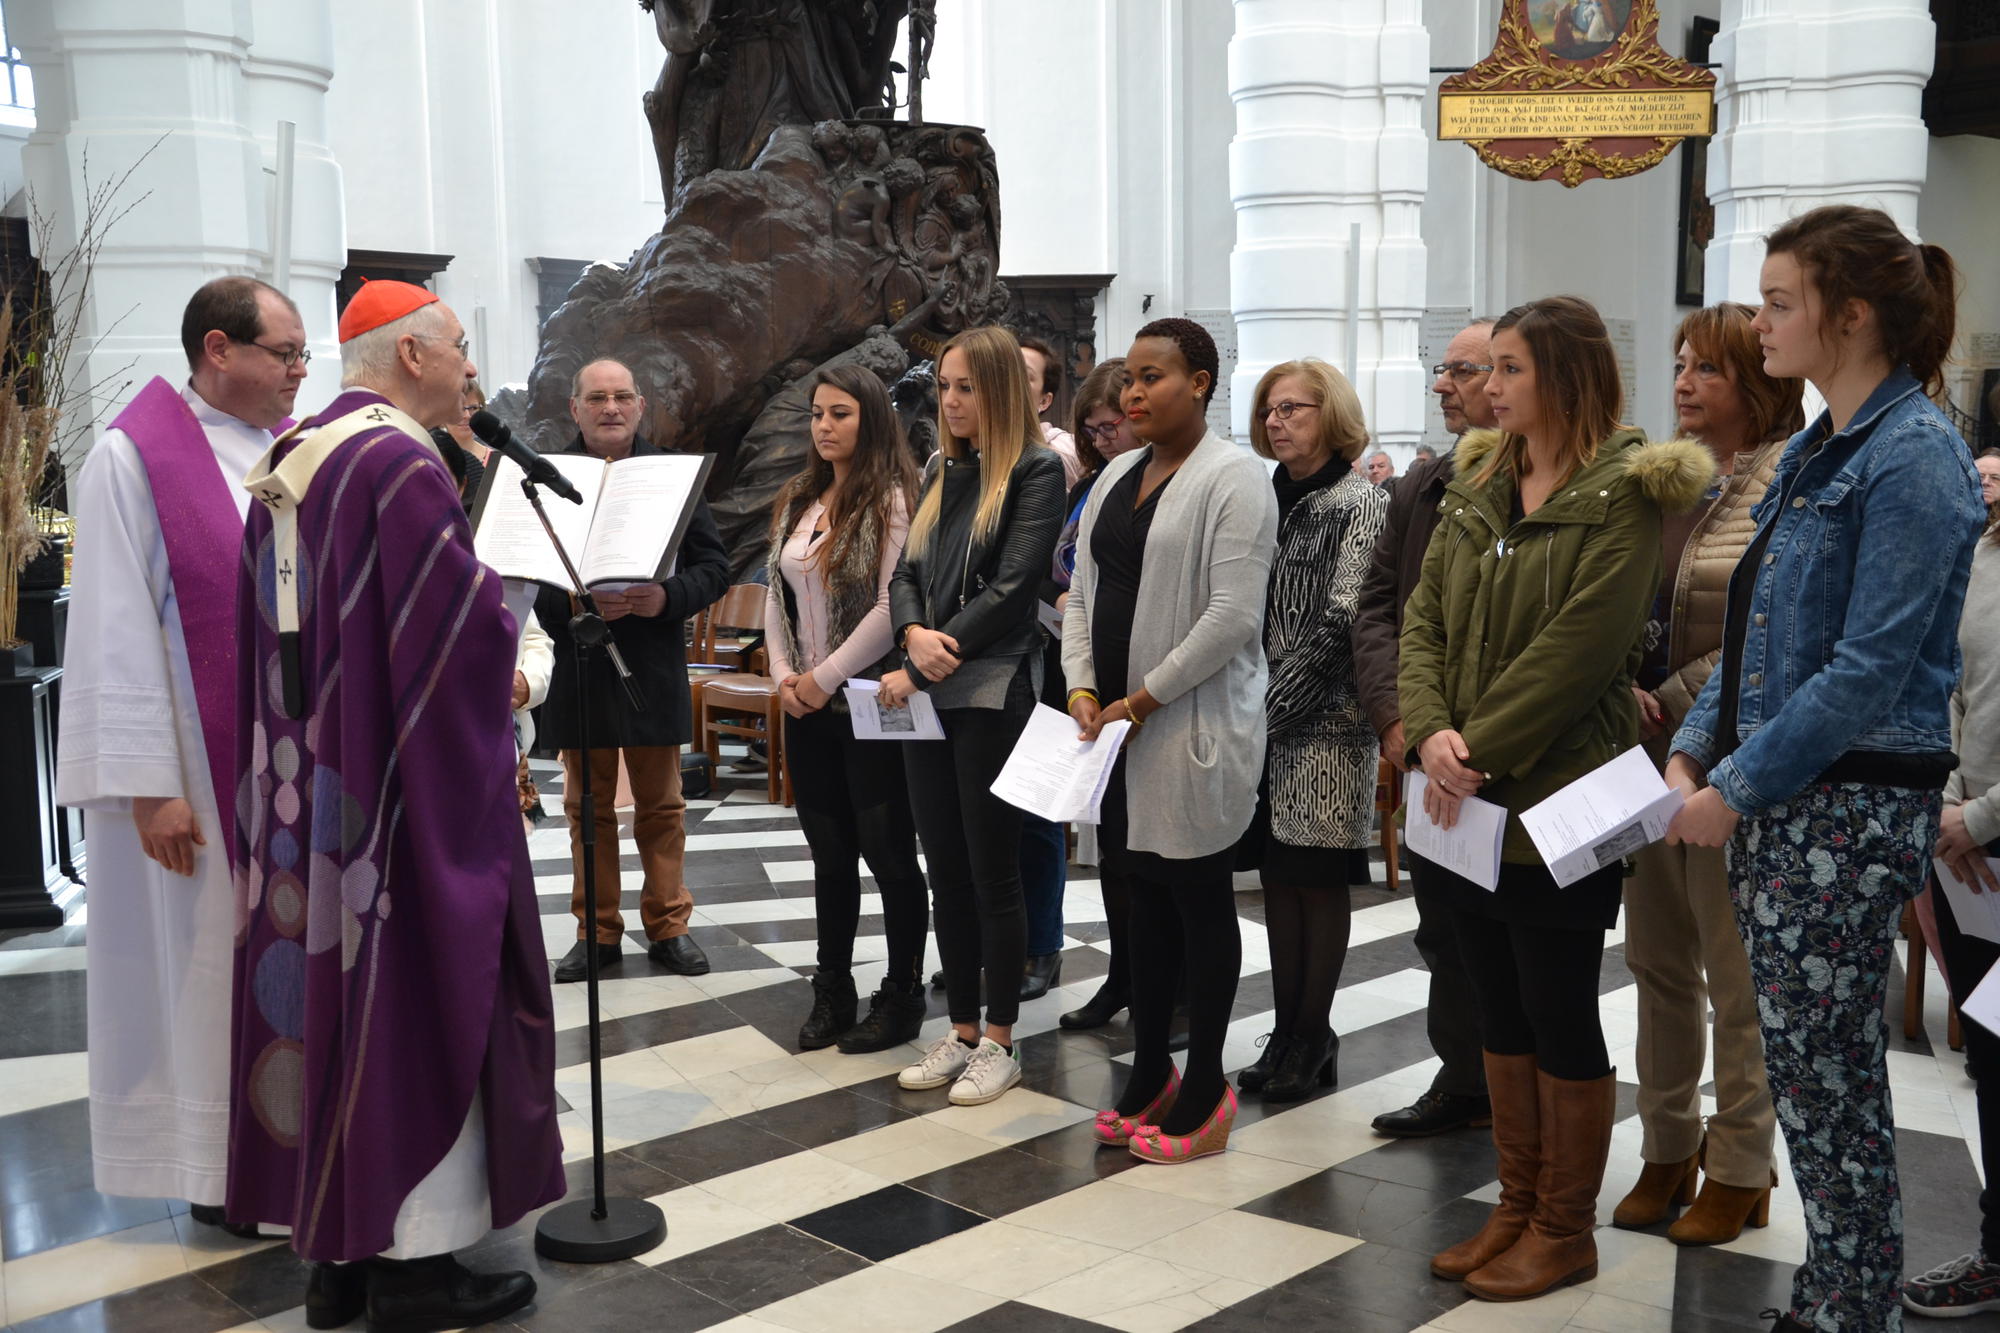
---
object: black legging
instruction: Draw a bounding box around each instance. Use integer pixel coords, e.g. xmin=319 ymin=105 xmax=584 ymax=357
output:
xmin=1450 ymin=904 xmax=1610 ymax=1082
xmin=1102 ymin=763 xmax=1241 ymax=1135
xmin=785 ymin=706 xmax=928 ymax=987
xmin=1934 ymin=884 xmax=2000 ymax=1257
xmin=904 ymin=705 xmax=1029 ymax=1028
xmin=1261 ymin=867 xmax=1351 ymax=1045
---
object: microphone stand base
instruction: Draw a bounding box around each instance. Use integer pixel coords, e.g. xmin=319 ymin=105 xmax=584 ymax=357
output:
xmin=533 ymin=1196 xmax=667 ymax=1264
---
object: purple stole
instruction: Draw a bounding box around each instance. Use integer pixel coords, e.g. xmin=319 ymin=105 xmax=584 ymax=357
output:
xmin=109 ymin=377 xmax=262 ymax=861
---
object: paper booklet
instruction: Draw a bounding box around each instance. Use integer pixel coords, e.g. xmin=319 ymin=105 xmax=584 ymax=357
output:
xmin=471 ymin=450 xmax=714 ymax=591
xmin=1404 ymin=771 xmax=1508 ymax=892
xmin=990 ymin=703 xmax=1130 ymax=824
xmin=1518 ymin=746 xmax=1685 ymax=889
xmin=844 ymin=679 xmax=946 ymax=741
xmin=1934 ymin=857 xmax=2000 ymax=947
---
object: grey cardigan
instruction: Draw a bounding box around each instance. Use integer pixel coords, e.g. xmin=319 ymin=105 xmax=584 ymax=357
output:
xmin=1061 ymin=429 xmax=1279 ymax=859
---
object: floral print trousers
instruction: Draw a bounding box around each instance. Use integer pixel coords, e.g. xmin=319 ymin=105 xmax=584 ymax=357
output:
xmin=1729 ymin=781 xmax=1940 ymax=1332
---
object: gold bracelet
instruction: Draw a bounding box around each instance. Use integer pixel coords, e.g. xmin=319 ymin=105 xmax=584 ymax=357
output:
xmin=1122 ymin=699 xmax=1145 ymax=727
xmin=1066 ymin=688 xmax=1099 ymax=709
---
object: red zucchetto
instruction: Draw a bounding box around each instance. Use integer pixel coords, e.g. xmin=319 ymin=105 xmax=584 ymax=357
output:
xmin=337 ymin=279 xmax=440 ymax=343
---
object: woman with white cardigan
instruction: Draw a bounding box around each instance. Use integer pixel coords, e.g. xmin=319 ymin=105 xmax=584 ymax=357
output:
xmin=1064 ymin=318 xmax=1278 ymax=1163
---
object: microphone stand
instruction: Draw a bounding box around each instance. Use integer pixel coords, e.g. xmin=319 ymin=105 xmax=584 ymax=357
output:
xmin=520 ymin=475 xmax=666 ymax=1262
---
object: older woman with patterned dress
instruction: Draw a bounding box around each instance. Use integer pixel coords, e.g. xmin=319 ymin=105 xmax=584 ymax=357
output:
xmin=1234 ymin=359 xmax=1386 ymax=1103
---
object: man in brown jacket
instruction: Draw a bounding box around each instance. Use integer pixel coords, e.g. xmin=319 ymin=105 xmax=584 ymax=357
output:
xmin=1352 ymin=318 xmax=1497 ymax=1137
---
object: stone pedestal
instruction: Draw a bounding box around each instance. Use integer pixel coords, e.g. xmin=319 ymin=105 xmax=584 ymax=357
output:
xmin=1227 ymin=0 xmax=1429 ymax=447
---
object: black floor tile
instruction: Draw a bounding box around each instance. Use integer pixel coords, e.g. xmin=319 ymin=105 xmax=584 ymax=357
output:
xmin=1 ymin=1184 xmax=177 ymax=1260
xmin=0 ymin=969 xmax=88 ymax=1059
xmin=1239 ymin=1165 xmax=1460 ymax=1247
xmin=1266 ymin=1240 xmax=1468 ymax=1327
xmin=0 ymin=1098 xmax=96 ymax=1206
xmin=457 ymin=1228 xmax=645 ymax=1308
xmin=513 ymin=1259 xmax=738 ymax=1332
xmin=1009 ymin=1118 xmax=1143 ymax=1180
xmin=1373 ymin=1194 xmax=1493 ymax=1258
xmin=192 ymin=1241 xmax=314 ymax=1319
xmin=943 ymin=1301 xmax=1120 ymax=1331
xmin=663 ymin=1222 xmax=869 ymax=1310
xmin=8 ymin=1270 xmax=255 ymax=1333
xmin=623 ymin=1115 xmax=801 ymax=1185
xmin=1185 ymin=1283 xmax=1417 ymax=1332
xmin=737 ymin=1086 xmax=913 ymax=1150
xmin=905 ymin=1143 xmax=1107 ymax=1218
xmin=560 ymin=1147 xmax=686 ymax=1202
xmin=1669 ymin=1245 xmax=1800 ymax=1331
xmin=789 ymin=1182 xmax=985 ymax=1261
xmin=1335 ymin=1132 xmax=1498 ymax=1197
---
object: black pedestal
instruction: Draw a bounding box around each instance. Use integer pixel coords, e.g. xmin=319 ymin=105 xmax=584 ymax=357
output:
xmin=0 ymin=662 xmax=69 ymax=928
xmin=20 ymin=587 xmax=69 ymax=669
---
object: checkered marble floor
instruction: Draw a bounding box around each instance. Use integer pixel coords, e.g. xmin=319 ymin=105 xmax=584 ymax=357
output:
xmin=3 ymin=758 xmax=1997 ymax=1332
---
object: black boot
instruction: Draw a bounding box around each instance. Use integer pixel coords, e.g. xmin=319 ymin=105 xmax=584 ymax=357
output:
xmin=1020 ymin=953 xmax=1062 ymax=1001
xmin=798 ymin=971 xmax=858 ymax=1050
xmin=306 ymin=1261 xmax=368 ymax=1329
xmin=1237 ymin=1032 xmax=1292 ymax=1094
xmin=364 ymin=1253 xmax=535 ymax=1333
xmin=186 ymin=1202 xmax=261 ymax=1239
xmin=838 ymin=982 xmax=927 ymax=1053
xmin=1261 ymin=1029 xmax=1338 ymax=1102
xmin=1059 ymin=983 xmax=1127 ymax=1030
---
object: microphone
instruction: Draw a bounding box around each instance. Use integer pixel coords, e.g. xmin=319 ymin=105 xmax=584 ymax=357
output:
xmin=470 ymin=410 xmax=584 ymax=504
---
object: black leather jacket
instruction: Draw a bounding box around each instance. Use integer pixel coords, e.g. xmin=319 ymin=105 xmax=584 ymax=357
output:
xmin=890 ymin=446 xmax=1066 ymax=690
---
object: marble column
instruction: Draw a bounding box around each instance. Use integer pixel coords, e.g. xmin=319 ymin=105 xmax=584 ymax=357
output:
xmin=243 ymin=0 xmax=345 ymax=353
xmin=1227 ymin=0 xmax=1429 ymax=447
xmin=1704 ymin=0 xmax=1937 ymax=305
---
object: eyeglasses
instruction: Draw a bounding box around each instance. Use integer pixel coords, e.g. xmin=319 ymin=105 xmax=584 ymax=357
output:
xmin=1082 ymin=417 xmax=1124 ymax=441
xmin=580 ymin=391 xmax=639 ymax=409
xmin=239 ymin=339 xmax=311 ymax=368
xmin=1262 ymin=400 xmax=1319 ymax=420
xmin=415 ymin=332 xmax=471 ymax=358
xmin=1430 ymin=362 xmax=1493 ymax=382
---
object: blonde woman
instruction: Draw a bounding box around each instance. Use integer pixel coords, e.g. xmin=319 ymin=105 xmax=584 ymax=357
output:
xmin=883 ymin=325 xmax=1066 ymax=1107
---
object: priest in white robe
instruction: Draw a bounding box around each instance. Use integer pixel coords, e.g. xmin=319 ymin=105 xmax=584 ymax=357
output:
xmin=55 ymin=277 xmax=309 ymax=1225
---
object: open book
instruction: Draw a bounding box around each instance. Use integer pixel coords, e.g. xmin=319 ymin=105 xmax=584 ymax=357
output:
xmin=471 ymin=451 xmax=714 ymax=591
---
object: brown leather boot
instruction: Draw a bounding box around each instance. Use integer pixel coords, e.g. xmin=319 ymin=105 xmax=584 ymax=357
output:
xmin=1432 ymin=1052 xmax=1541 ymax=1280
xmin=1667 ymin=1168 xmax=1776 ymax=1246
xmin=1610 ymin=1149 xmax=1699 ymax=1228
xmin=1464 ymin=1069 xmax=1616 ymax=1302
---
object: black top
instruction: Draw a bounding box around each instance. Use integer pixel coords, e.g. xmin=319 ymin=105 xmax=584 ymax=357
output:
xmin=1090 ymin=452 xmax=1174 ymax=698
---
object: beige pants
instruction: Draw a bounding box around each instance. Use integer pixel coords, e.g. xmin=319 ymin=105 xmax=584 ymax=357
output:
xmin=1625 ymin=832 xmax=1776 ymax=1188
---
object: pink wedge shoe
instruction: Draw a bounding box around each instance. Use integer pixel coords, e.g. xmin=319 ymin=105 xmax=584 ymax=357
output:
xmin=1128 ymin=1084 xmax=1237 ymax=1164
xmin=1093 ymin=1065 xmax=1181 ymax=1148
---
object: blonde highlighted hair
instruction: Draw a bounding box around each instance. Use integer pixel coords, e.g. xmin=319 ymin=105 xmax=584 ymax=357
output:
xmin=906 ymin=325 xmax=1046 ymax=556
xmin=1248 ymin=359 xmax=1368 ymax=465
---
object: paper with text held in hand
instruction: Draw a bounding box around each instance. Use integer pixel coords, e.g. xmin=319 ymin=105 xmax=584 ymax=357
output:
xmin=1519 ymin=746 xmax=1685 ymax=889
xmin=843 ymin=679 xmax=945 ymax=741
xmin=1934 ymin=857 xmax=2000 ymax=946
xmin=1404 ymin=770 xmax=1507 ymax=892
xmin=990 ymin=703 xmax=1130 ymax=824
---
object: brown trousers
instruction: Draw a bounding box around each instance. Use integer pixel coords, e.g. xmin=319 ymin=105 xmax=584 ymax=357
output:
xmin=560 ymin=745 xmax=692 ymax=945
xmin=1625 ymin=833 xmax=1776 ymax=1188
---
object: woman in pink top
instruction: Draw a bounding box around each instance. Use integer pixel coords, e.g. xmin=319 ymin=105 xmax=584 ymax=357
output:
xmin=764 ymin=364 xmax=929 ymax=1052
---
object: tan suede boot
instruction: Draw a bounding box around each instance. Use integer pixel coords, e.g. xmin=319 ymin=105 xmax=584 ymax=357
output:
xmin=1610 ymin=1148 xmax=1700 ymax=1228
xmin=1463 ymin=1069 xmax=1616 ymax=1302
xmin=1431 ymin=1052 xmax=1541 ymax=1280
xmin=1667 ymin=1168 xmax=1776 ymax=1246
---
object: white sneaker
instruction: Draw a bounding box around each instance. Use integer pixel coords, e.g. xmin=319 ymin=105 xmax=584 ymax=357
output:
xmin=947 ymin=1038 xmax=1021 ymax=1106
xmin=899 ymin=1033 xmax=975 ymax=1090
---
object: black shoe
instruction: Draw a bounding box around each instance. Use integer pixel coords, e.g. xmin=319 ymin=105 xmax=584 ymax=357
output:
xmin=186 ymin=1202 xmax=262 ymax=1239
xmin=648 ymin=934 xmax=710 ymax=975
xmin=1020 ymin=953 xmax=1062 ymax=1002
xmin=306 ymin=1260 xmax=368 ymax=1329
xmin=1761 ymin=1310 xmax=1811 ymax=1333
xmin=1237 ymin=1032 xmax=1291 ymax=1093
xmin=1369 ymin=1087 xmax=1493 ymax=1138
xmin=839 ymin=983 xmax=928 ymax=1053
xmin=552 ymin=940 xmax=622 ymax=983
xmin=1059 ymin=984 xmax=1127 ymax=1029
xmin=1262 ymin=1030 xmax=1338 ymax=1102
xmin=930 ymin=968 xmax=946 ymax=991
xmin=365 ymin=1253 xmax=535 ymax=1333
xmin=798 ymin=971 xmax=858 ymax=1050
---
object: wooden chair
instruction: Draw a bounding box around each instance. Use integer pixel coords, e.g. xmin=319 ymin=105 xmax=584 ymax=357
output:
xmin=690 ymin=584 xmax=790 ymax=806
xmin=691 ymin=583 xmax=768 ymax=674
xmin=1375 ymin=757 xmax=1401 ymax=892
xmin=1902 ymin=899 xmax=1965 ymax=1052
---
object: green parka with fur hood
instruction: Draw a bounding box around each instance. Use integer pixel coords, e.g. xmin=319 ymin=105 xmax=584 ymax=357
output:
xmin=1398 ymin=427 xmax=1714 ymax=864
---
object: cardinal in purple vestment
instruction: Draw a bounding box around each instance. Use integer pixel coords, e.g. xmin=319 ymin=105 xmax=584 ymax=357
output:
xmin=228 ymin=281 xmax=561 ymax=1330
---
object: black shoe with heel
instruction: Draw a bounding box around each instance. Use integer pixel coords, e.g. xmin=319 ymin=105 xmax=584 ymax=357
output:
xmin=839 ymin=982 xmax=927 ymax=1052
xmin=798 ymin=971 xmax=857 ymax=1050
xmin=1020 ymin=953 xmax=1063 ymax=1001
xmin=1261 ymin=1030 xmax=1338 ymax=1102
xmin=1059 ymin=983 xmax=1127 ymax=1030
xmin=1237 ymin=1032 xmax=1291 ymax=1094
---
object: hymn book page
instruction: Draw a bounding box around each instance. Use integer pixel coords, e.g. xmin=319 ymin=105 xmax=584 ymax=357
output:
xmin=471 ymin=454 xmax=604 ymax=590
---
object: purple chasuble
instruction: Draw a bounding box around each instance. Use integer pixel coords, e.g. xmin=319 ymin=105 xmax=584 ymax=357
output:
xmin=110 ymin=377 xmax=251 ymax=862
xmin=226 ymin=388 xmax=563 ymax=1260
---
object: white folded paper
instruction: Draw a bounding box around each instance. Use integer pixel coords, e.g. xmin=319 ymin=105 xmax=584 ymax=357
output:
xmin=1404 ymin=771 xmax=1508 ymax=892
xmin=990 ymin=703 xmax=1130 ymax=823
xmin=1934 ymin=857 xmax=2000 ymax=946
xmin=1519 ymin=747 xmax=1685 ymax=889
xmin=843 ymin=679 xmax=945 ymax=740
xmin=1963 ymin=943 xmax=2000 ymax=1038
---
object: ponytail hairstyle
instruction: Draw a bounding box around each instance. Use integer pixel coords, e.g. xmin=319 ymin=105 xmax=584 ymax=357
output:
xmin=768 ymin=364 xmax=920 ymax=573
xmin=1763 ymin=204 xmax=1960 ymax=401
xmin=1475 ymin=295 xmax=1624 ymax=490
xmin=905 ymin=324 xmax=1046 ymax=557
xmin=1068 ymin=357 xmax=1129 ymax=475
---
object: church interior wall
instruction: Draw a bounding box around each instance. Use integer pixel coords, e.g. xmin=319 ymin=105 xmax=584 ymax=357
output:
xmin=1920 ymin=132 xmax=2000 ymax=430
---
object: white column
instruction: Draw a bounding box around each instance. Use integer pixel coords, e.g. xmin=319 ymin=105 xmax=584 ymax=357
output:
xmin=1704 ymin=0 xmax=1936 ymax=305
xmin=1227 ymin=0 xmax=1429 ymax=448
xmin=243 ymin=0 xmax=345 ymax=357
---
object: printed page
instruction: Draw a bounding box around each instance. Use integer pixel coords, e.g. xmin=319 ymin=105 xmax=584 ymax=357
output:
xmin=471 ymin=453 xmax=604 ymax=589
xmin=1934 ymin=858 xmax=2000 ymax=946
xmin=580 ymin=454 xmax=711 ymax=587
xmin=1519 ymin=746 xmax=1686 ymax=889
xmin=1965 ymin=952 xmax=2000 ymax=1038
xmin=989 ymin=703 xmax=1131 ymax=823
xmin=1403 ymin=770 xmax=1508 ymax=892
xmin=843 ymin=679 xmax=945 ymax=741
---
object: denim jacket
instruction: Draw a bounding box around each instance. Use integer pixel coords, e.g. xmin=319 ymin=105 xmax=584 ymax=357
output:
xmin=1671 ymin=369 xmax=1984 ymax=814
